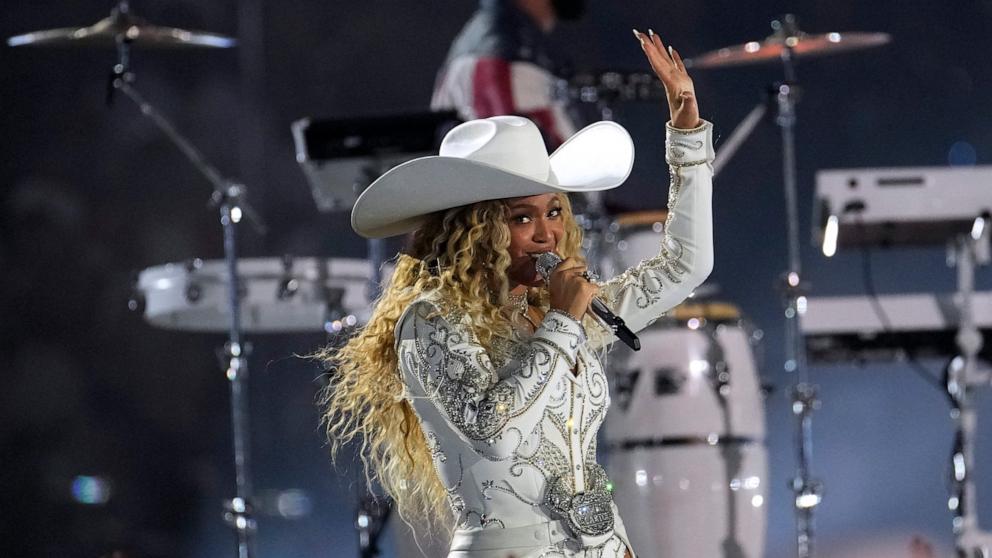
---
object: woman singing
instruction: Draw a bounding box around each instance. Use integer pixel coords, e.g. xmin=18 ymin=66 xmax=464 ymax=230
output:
xmin=320 ymin=29 xmax=714 ymax=557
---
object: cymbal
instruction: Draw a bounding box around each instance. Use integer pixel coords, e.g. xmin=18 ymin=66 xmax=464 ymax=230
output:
xmin=7 ymin=7 xmax=236 ymax=49
xmin=687 ymin=31 xmax=890 ymax=69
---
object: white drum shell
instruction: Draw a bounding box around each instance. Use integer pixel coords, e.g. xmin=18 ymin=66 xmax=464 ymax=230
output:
xmin=138 ymin=257 xmax=387 ymax=333
xmin=605 ymin=222 xmax=669 ymax=276
xmin=605 ymin=324 xmax=766 ymax=442
xmin=609 ymin=444 xmax=768 ymax=558
xmin=605 ymin=322 xmax=768 ymax=558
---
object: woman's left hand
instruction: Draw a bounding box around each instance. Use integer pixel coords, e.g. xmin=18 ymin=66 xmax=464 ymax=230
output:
xmin=634 ymin=29 xmax=701 ymax=129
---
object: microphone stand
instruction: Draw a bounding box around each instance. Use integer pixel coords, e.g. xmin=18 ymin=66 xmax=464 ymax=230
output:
xmin=108 ymin=19 xmax=265 ymax=557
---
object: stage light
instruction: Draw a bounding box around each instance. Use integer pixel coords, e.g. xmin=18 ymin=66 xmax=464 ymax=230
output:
xmin=822 ymin=215 xmax=838 ymax=257
xmin=971 ymin=215 xmax=987 ymax=240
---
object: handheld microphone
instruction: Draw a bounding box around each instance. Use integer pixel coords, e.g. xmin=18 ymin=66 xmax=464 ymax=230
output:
xmin=534 ymin=252 xmax=640 ymax=351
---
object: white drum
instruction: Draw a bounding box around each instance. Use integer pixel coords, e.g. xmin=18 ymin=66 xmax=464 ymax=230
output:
xmin=137 ymin=257 xmax=389 ymax=333
xmin=601 ymin=208 xmax=766 ymax=558
xmin=604 ymin=316 xmax=768 ymax=558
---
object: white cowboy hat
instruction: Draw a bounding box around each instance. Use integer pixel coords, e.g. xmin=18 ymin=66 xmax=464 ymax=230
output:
xmin=351 ymin=115 xmax=634 ymax=238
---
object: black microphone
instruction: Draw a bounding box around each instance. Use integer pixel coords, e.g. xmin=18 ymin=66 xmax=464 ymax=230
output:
xmin=534 ymin=252 xmax=640 ymax=351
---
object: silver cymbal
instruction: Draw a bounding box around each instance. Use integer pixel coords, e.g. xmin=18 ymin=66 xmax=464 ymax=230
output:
xmin=7 ymin=5 xmax=236 ymax=49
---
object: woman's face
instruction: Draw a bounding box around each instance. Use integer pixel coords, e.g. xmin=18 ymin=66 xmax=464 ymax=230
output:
xmin=504 ymin=193 xmax=564 ymax=288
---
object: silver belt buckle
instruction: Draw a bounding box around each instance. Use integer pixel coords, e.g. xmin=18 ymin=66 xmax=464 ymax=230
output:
xmin=545 ymin=463 xmax=615 ymax=537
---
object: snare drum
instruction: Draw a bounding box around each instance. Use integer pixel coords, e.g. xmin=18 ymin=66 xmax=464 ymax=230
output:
xmin=137 ymin=257 xmax=389 ymax=333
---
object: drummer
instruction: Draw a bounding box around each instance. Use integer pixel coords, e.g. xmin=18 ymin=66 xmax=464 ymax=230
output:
xmin=431 ymin=0 xmax=586 ymax=148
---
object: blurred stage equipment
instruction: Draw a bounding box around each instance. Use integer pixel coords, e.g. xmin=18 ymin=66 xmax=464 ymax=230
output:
xmin=292 ymin=111 xmax=458 ymax=302
xmin=292 ymin=111 xmax=458 ymax=558
xmin=556 ymin=71 xmax=667 ymax=121
xmin=814 ymin=166 xmax=992 ymax=251
xmin=137 ymin=257 xmax=389 ymax=334
xmin=292 ymin=112 xmax=458 ymax=213
xmin=602 ymin=211 xmax=769 ymax=558
xmin=7 ymin=3 xmax=265 ymax=557
xmin=687 ymin=15 xmax=891 ymax=557
xmin=802 ymin=292 xmax=992 ymax=363
xmin=806 ymin=188 xmax=991 ymax=557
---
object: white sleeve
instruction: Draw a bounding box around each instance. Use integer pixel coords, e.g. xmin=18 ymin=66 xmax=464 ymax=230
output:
xmin=593 ymin=120 xmax=715 ymax=344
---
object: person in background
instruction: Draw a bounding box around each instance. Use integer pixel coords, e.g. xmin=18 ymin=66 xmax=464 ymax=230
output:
xmin=431 ymin=0 xmax=586 ymax=148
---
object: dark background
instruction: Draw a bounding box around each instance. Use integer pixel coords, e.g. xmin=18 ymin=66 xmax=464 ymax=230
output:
xmin=2 ymin=1 xmax=991 ymax=557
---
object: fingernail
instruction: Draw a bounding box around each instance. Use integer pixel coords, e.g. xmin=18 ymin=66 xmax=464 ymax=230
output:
xmin=632 ymin=28 xmax=640 ymax=38
xmin=668 ymin=45 xmax=674 ymax=57
xmin=649 ymin=29 xmax=656 ymax=38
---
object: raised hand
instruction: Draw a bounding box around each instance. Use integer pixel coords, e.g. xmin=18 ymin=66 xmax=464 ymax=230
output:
xmin=633 ymin=29 xmax=701 ymax=130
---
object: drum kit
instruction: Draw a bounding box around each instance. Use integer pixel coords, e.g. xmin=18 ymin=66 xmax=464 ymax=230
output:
xmin=14 ymin=5 xmax=983 ymax=558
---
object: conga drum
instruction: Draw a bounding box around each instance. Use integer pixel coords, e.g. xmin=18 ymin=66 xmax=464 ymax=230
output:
xmin=602 ymin=211 xmax=768 ymax=558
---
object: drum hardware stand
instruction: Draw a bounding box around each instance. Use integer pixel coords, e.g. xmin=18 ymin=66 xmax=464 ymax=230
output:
xmin=944 ymin=215 xmax=991 ymax=558
xmin=702 ymin=324 xmax=747 ymax=558
xmin=277 ymin=255 xmax=300 ymax=300
xmin=712 ymin=103 xmax=767 ymax=178
xmin=356 ymin=495 xmax=391 ymax=558
xmin=766 ymin=14 xmax=822 ymax=558
xmin=106 ymin=13 xmax=267 ymax=557
xmin=704 ymin=13 xmax=823 ymax=556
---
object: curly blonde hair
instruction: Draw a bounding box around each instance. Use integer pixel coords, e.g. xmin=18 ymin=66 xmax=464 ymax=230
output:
xmin=317 ymin=193 xmax=585 ymax=536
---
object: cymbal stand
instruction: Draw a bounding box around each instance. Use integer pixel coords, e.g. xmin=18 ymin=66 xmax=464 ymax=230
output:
xmin=763 ymin=14 xmax=823 ymax=558
xmin=944 ymin=215 xmax=991 ymax=558
xmin=108 ymin=18 xmax=266 ymax=558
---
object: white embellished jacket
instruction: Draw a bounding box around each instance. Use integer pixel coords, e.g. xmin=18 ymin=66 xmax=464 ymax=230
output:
xmin=395 ymin=121 xmax=714 ymax=557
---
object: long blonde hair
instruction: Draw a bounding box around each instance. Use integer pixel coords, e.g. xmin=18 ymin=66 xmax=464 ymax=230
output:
xmin=317 ymin=193 xmax=584 ymax=535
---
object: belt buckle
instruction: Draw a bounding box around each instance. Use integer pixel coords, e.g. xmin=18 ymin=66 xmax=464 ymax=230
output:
xmin=545 ymin=463 xmax=615 ymax=538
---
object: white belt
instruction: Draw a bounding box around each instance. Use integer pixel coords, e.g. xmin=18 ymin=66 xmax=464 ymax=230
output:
xmin=449 ymin=519 xmax=571 ymax=552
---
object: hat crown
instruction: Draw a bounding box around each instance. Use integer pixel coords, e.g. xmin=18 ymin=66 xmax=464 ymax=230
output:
xmin=439 ymin=116 xmax=551 ymax=183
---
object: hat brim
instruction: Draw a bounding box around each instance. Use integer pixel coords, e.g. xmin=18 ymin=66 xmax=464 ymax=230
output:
xmin=351 ymin=120 xmax=634 ymax=238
